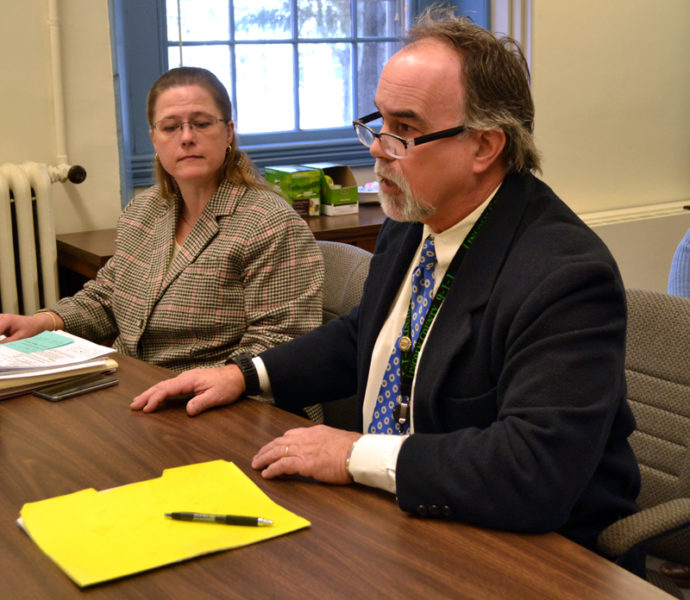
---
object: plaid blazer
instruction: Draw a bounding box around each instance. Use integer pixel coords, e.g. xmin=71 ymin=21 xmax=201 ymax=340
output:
xmin=51 ymin=180 xmax=324 ymax=372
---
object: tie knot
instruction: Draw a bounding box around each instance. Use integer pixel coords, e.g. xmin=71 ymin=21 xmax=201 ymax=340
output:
xmin=419 ymin=236 xmax=436 ymax=270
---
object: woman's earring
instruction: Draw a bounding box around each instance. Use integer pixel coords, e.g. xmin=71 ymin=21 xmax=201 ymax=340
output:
xmin=227 ymin=144 xmax=232 ymax=153
xmin=154 ymin=153 xmax=159 ymax=161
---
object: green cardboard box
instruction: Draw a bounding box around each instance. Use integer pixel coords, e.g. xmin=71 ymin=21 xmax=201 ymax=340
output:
xmin=263 ymin=165 xmax=321 ymax=217
xmin=302 ymin=163 xmax=359 ymax=216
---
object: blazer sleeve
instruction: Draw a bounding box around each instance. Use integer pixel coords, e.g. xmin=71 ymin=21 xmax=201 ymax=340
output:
xmin=47 ymin=208 xmax=134 ymax=343
xmin=226 ymin=194 xmax=325 ymax=361
xmin=260 ymin=305 xmax=361 ymax=413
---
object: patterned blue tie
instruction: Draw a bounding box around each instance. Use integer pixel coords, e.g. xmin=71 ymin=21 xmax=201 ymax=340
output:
xmin=370 ymin=236 xmax=437 ymax=434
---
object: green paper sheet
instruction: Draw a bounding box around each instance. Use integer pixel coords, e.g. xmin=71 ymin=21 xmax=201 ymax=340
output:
xmin=20 ymin=460 xmax=310 ymax=587
xmin=4 ymin=330 xmax=73 ymax=353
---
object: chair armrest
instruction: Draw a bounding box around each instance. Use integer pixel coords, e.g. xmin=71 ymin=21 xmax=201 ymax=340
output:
xmin=598 ymin=497 xmax=690 ymax=558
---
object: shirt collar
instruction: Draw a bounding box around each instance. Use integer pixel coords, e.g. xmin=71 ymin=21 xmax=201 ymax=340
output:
xmin=421 ymin=183 xmax=502 ymax=271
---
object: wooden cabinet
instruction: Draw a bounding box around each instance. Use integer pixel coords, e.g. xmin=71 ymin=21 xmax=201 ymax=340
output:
xmin=304 ymin=204 xmax=383 ymax=252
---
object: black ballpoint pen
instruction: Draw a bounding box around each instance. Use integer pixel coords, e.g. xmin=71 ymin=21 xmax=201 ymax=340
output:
xmin=165 ymin=512 xmax=274 ymax=526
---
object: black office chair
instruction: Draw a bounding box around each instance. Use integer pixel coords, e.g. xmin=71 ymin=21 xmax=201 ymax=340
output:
xmin=302 ymin=241 xmax=372 ymax=428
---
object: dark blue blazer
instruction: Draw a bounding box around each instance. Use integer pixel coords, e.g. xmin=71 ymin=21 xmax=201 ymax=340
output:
xmin=261 ymin=173 xmax=642 ymax=571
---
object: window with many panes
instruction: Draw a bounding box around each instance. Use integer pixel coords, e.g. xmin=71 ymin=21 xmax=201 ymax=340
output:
xmin=110 ymin=1 xmax=492 ymax=195
xmin=167 ymin=1 xmax=408 ymax=138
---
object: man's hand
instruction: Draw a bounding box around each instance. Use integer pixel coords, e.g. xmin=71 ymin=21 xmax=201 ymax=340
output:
xmin=130 ymin=364 xmax=245 ymax=416
xmin=252 ymin=425 xmax=362 ymax=484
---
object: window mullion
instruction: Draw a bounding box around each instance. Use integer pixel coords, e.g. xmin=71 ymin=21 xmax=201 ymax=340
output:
xmin=228 ymin=1 xmax=237 ymax=121
xmin=351 ymin=0 xmax=359 ymax=118
xmin=291 ymin=0 xmax=300 ymax=133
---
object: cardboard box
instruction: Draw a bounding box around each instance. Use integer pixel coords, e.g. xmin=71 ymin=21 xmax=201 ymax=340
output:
xmin=320 ymin=203 xmax=360 ymax=216
xmin=263 ymin=165 xmax=321 ymax=217
xmin=302 ymin=163 xmax=359 ymax=216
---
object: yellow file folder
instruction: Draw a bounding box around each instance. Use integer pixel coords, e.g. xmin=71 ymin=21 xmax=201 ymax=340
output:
xmin=19 ymin=460 xmax=310 ymax=587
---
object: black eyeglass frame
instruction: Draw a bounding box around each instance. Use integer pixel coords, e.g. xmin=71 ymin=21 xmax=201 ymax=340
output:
xmin=352 ymin=111 xmax=469 ymax=157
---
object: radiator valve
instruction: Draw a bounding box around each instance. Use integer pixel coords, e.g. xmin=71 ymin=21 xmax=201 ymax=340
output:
xmin=48 ymin=164 xmax=87 ymax=184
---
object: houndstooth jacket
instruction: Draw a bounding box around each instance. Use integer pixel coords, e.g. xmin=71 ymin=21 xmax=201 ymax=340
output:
xmin=50 ymin=179 xmax=324 ymax=372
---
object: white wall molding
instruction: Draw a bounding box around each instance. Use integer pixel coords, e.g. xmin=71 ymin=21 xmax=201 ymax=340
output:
xmin=581 ymin=200 xmax=690 ymax=228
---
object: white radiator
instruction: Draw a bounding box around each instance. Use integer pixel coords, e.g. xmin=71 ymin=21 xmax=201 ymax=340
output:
xmin=0 ymin=162 xmax=86 ymax=315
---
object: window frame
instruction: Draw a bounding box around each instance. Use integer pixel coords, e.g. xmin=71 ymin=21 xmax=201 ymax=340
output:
xmin=110 ymin=0 xmax=489 ymax=198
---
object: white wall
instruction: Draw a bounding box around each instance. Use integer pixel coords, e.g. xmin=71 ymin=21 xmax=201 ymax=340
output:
xmin=0 ymin=0 xmax=121 ymax=234
xmin=592 ymin=213 xmax=690 ymax=292
xmin=531 ymin=0 xmax=690 ymax=214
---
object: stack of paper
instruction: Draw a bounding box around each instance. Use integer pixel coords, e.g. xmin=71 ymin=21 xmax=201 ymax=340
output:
xmin=19 ymin=460 xmax=311 ymax=587
xmin=0 ymin=330 xmax=117 ymax=399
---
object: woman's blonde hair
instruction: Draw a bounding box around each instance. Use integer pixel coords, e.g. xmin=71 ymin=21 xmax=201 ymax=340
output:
xmin=147 ymin=66 xmax=268 ymax=199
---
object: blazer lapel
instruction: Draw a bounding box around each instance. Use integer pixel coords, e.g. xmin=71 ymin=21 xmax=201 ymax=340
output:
xmin=364 ymin=223 xmax=423 ymax=338
xmin=162 ymin=207 xmax=219 ymax=290
xmin=143 ymin=199 xmax=178 ymax=313
xmin=147 ymin=181 xmax=237 ymax=312
xmin=413 ymin=173 xmax=534 ymax=423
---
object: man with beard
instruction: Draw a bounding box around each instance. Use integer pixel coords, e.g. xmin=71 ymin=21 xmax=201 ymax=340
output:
xmin=132 ymin=10 xmax=644 ymax=576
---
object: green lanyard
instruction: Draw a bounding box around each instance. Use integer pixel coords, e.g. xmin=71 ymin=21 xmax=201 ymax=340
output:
xmin=393 ymin=197 xmax=497 ymax=431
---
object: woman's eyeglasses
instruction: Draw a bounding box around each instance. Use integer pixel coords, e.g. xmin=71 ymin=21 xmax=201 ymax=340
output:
xmin=152 ymin=116 xmax=229 ymax=138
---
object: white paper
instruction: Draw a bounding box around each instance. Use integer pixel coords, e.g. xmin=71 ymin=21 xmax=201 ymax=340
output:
xmin=0 ymin=358 xmax=116 ymax=382
xmin=0 ymin=331 xmax=115 ymax=373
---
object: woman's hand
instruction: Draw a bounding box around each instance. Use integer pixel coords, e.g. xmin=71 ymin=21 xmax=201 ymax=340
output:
xmin=130 ymin=364 xmax=246 ymax=416
xmin=0 ymin=312 xmax=60 ymax=342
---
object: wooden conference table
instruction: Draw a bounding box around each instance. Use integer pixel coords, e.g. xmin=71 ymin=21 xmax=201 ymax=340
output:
xmin=0 ymin=355 xmax=668 ymax=599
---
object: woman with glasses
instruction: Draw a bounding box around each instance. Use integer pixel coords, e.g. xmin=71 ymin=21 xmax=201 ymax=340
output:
xmin=0 ymin=67 xmax=324 ymax=373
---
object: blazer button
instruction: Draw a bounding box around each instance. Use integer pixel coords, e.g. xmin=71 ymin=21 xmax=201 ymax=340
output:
xmin=429 ymin=505 xmax=440 ymax=517
xmin=416 ymin=505 xmax=428 ymax=517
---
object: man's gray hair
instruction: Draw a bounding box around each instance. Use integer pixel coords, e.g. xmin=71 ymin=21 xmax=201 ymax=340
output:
xmin=408 ymin=8 xmax=541 ymax=174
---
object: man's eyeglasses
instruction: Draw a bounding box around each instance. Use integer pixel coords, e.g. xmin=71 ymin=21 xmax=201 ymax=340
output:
xmin=152 ymin=116 xmax=229 ymax=138
xmin=352 ymin=111 xmax=468 ymax=159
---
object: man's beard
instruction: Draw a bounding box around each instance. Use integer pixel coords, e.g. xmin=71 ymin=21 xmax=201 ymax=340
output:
xmin=375 ymin=161 xmax=436 ymax=223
